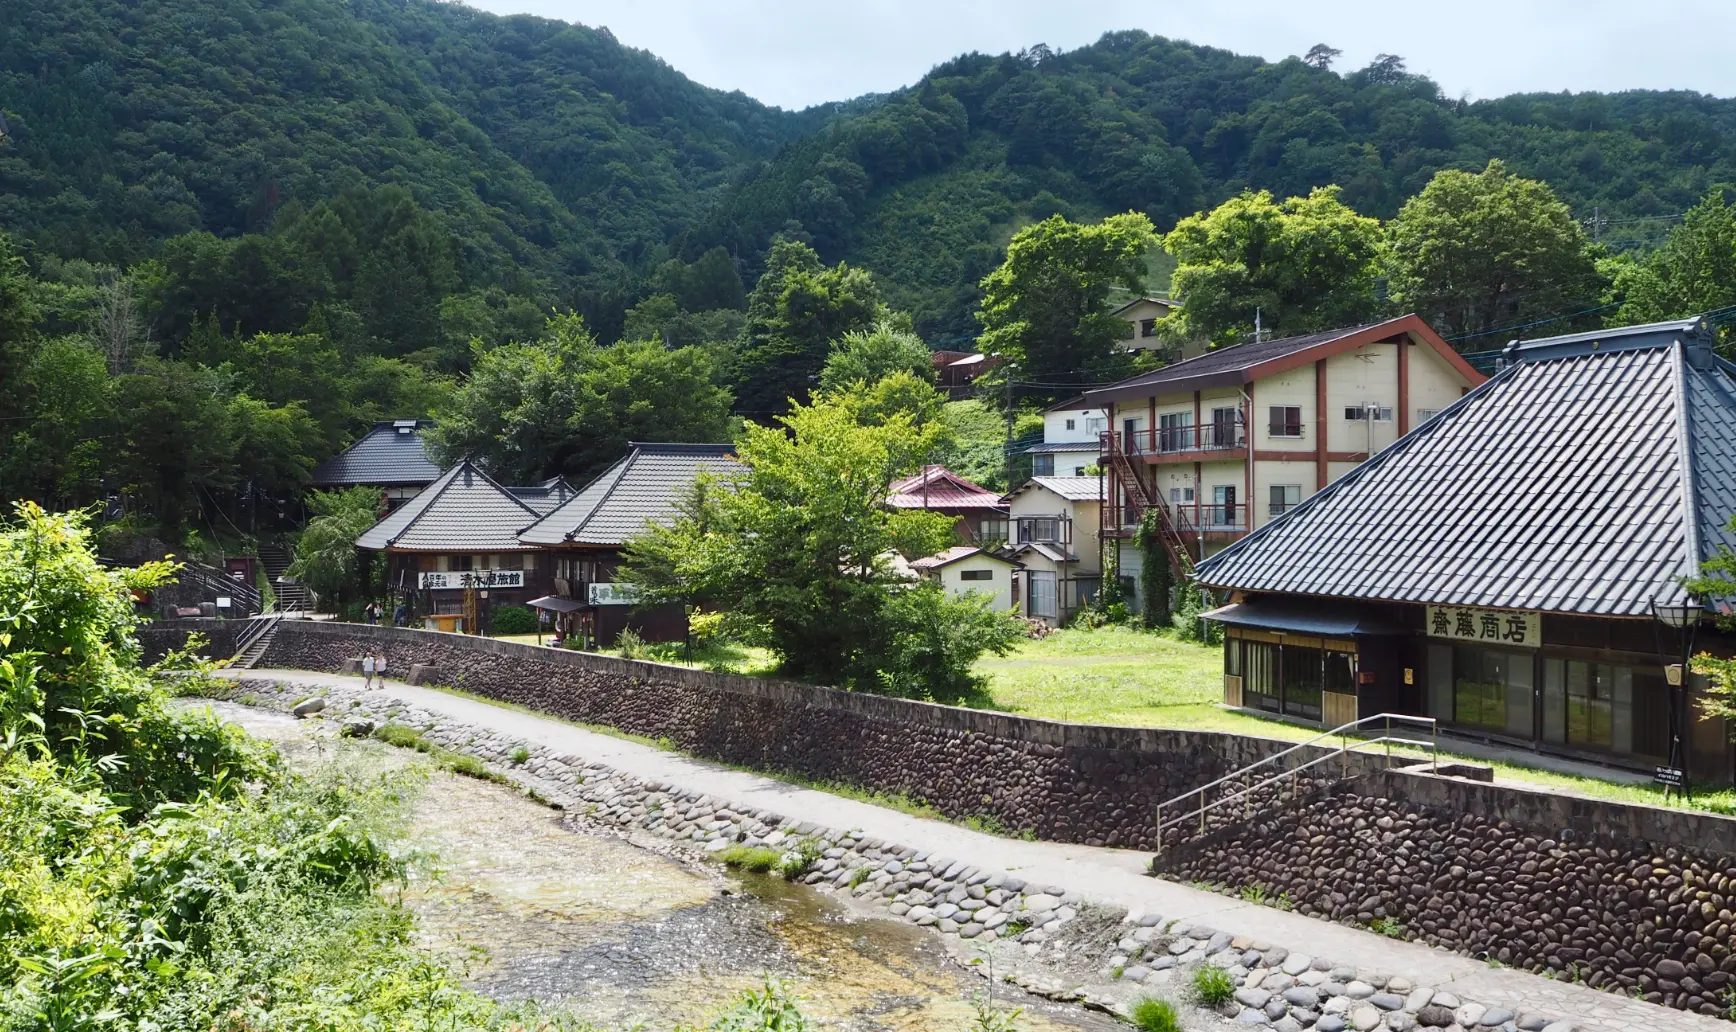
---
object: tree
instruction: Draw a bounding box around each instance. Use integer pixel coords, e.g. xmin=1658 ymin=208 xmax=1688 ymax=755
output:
xmin=1386 ymin=160 xmax=1604 ymax=343
xmin=977 ymin=213 xmax=1153 ymax=399
xmin=1616 ymin=188 xmax=1736 ymax=350
xmin=289 ymin=487 xmax=384 ymax=611
xmin=819 ymin=321 xmax=934 ymax=393
xmin=733 ymin=240 xmax=884 ymax=417
xmin=1689 ymin=516 xmax=1736 ymax=722
xmin=91 ymin=271 xmax=145 ymax=375
xmin=1302 ymin=44 xmax=1342 ymax=70
xmin=617 ymin=385 xmax=1021 ymax=698
xmin=1163 ymin=187 xmax=1383 ymax=346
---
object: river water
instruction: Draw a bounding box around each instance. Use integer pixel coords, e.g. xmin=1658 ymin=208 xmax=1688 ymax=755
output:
xmin=209 ymin=701 xmax=1121 ymax=1032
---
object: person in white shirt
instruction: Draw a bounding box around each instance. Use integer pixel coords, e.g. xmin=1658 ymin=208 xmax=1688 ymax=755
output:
xmin=374 ymin=652 xmax=387 ymax=686
xmin=361 ymin=653 xmax=375 ymax=689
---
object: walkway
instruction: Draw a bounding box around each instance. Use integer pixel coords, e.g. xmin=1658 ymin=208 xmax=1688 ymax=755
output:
xmin=230 ymin=669 xmax=1718 ymax=1032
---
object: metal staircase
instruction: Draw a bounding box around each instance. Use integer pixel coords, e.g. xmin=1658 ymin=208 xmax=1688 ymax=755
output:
xmin=1100 ymin=431 xmax=1195 ymax=577
xmin=1152 ymin=713 xmax=1439 ymax=855
xmin=258 ymin=544 xmax=312 ymax=613
xmin=227 ymin=614 xmax=281 ymax=670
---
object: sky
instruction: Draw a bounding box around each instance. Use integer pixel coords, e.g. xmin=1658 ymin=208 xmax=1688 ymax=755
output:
xmin=463 ymin=0 xmax=1736 ymax=111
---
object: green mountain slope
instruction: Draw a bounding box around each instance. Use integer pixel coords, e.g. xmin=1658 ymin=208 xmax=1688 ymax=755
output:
xmin=0 ymin=0 xmax=803 ymax=302
xmin=679 ymin=32 xmax=1736 ymax=340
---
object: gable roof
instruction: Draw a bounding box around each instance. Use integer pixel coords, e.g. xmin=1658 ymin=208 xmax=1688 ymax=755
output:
xmin=1007 ymin=541 xmax=1076 ymax=564
xmin=887 ymin=465 xmax=1006 ymax=511
xmin=1194 ymin=317 xmax=1736 ymax=618
xmin=355 ymin=459 xmax=542 ymax=552
xmin=311 ymin=419 xmax=442 ymax=487
xmin=507 ymin=476 xmax=577 ymax=514
xmin=1005 ymin=476 xmax=1102 ymax=503
xmin=911 ymin=545 xmax=1021 ymax=572
xmin=1111 ymin=297 xmax=1181 ymax=317
xmin=518 ymin=443 xmax=745 ymax=547
xmin=1081 ymin=314 xmax=1483 ymax=404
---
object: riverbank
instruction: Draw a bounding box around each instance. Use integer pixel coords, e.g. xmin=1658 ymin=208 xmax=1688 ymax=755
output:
xmin=211 ymin=669 xmax=1721 ymax=1032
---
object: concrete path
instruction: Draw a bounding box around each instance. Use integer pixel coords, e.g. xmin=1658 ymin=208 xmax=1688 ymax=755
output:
xmin=230 ymin=670 xmax=1718 ymax=1032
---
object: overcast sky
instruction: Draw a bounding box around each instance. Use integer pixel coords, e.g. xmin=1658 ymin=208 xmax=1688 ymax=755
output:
xmin=462 ymin=0 xmax=1736 ymax=111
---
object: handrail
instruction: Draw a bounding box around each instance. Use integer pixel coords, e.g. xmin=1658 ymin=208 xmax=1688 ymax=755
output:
xmin=232 ymin=613 xmax=279 ymax=655
xmin=1152 ymin=713 xmax=1440 ymax=855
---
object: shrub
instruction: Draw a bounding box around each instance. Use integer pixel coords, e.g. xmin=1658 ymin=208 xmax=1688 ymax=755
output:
xmin=1190 ymin=965 xmax=1235 ymax=1006
xmin=490 ymin=605 xmax=538 ymax=635
xmin=774 ymin=839 xmax=825 ymax=880
xmin=1129 ymin=996 xmax=1181 ymax=1032
xmin=687 ymin=977 xmax=808 ymax=1032
xmin=615 ymin=627 xmax=652 ymax=660
xmin=718 ymin=846 xmax=782 ymax=873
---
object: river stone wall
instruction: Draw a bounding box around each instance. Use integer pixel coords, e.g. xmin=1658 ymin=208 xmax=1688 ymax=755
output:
xmin=137 ymin=618 xmax=241 ymax=665
xmin=252 ymin=621 xmax=1404 ymax=851
xmin=1152 ymin=770 xmax=1736 ymax=1019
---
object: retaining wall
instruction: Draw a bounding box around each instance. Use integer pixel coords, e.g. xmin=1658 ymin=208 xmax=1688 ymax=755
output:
xmin=137 ymin=618 xmax=241 ymax=665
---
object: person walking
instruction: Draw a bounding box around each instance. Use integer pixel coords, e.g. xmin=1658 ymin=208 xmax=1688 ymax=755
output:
xmin=393 ymin=601 xmax=407 ymax=627
xmin=361 ymin=652 xmax=375 ymax=689
xmin=374 ymin=651 xmax=388 ymax=685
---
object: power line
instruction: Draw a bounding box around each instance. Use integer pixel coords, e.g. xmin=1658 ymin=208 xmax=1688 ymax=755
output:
xmin=1445 ymin=301 xmax=1623 ymax=346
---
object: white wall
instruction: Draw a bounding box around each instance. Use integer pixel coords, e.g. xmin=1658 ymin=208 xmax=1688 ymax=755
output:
xmin=1043 ymin=405 xmax=1108 ymax=444
xmin=927 ymin=554 xmax=1015 ymax=611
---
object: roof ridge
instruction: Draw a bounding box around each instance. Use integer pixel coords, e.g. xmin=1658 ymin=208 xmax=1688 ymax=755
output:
xmin=568 ymin=450 xmax=640 ymax=541
xmin=1675 ymin=342 xmax=1704 ymax=582
xmin=383 ymin=462 xmax=467 ymax=547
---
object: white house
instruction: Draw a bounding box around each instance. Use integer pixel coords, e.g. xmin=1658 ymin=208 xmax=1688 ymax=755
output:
xmin=1026 ymin=397 xmax=1106 ymax=477
xmin=1001 ymin=476 xmax=1105 ymax=625
xmin=910 ymin=546 xmax=1021 ymax=612
xmin=1112 ymin=297 xmax=1182 ymax=351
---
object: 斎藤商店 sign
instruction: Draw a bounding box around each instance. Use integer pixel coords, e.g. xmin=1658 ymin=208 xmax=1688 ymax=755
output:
xmin=1425 ymin=606 xmax=1540 ymax=648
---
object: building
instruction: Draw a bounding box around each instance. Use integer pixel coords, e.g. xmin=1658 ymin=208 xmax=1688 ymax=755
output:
xmin=1112 ymin=297 xmax=1182 ymax=351
xmin=355 ymin=458 xmax=550 ymax=631
xmin=886 ymin=465 xmax=1009 ymax=546
xmin=1002 ymin=476 xmax=1106 ymax=624
xmin=518 ymin=443 xmax=746 ymax=648
xmin=1081 ymin=315 xmax=1485 ymax=579
xmin=1026 ymin=397 xmax=1107 ymax=477
xmin=910 ymin=545 xmax=1021 ymax=612
xmin=932 ymin=350 xmax=1001 ymax=392
xmin=310 ymin=418 xmax=443 ymax=507
xmin=1193 ymin=317 xmax=1736 ymax=783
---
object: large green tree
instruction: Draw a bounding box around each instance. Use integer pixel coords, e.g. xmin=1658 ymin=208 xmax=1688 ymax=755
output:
xmin=977 ymin=213 xmax=1153 ymax=398
xmin=1616 ymin=188 xmax=1736 ymax=350
xmin=1385 ymin=160 xmax=1604 ymax=344
xmin=732 ymin=240 xmax=884 ymax=417
xmin=1163 ymin=186 xmax=1382 ymax=346
xmin=819 ymin=320 xmax=935 ymax=393
xmin=618 ymin=384 xmax=1021 ymax=699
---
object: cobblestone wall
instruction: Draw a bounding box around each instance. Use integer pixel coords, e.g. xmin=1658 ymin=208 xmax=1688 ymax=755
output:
xmin=137 ymin=619 xmax=241 ymax=665
xmin=1152 ymin=770 xmax=1736 ymax=1019
xmin=256 ymin=621 xmax=1391 ymax=851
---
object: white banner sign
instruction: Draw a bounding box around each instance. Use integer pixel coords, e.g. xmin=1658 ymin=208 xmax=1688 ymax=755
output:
xmin=1426 ymin=606 xmax=1540 ymax=648
xmin=587 ymin=582 xmax=641 ymax=606
xmin=418 ymin=570 xmax=525 ymax=590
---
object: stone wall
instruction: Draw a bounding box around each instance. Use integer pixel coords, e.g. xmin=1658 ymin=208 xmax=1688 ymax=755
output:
xmin=1152 ymin=768 xmax=1736 ymax=1019
xmin=257 ymin=621 xmax=1398 ymax=850
xmin=136 ymin=618 xmax=241 ymax=665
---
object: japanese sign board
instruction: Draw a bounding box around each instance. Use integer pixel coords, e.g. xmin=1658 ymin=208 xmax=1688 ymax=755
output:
xmin=1654 ymin=766 xmax=1686 ymax=788
xmin=1424 ymin=606 xmax=1540 ymax=649
xmin=587 ymin=582 xmax=642 ymax=606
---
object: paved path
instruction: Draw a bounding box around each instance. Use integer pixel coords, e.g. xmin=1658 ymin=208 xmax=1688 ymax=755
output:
xmin=231 ymin=670 xmax=1717 ymax=1032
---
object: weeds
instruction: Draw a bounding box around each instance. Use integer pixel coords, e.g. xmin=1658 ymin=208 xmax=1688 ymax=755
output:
xmin=848 ymin=866 xmax=873 ymax=888
xmin=508 ymin=745 xmax=530 ymax=765
xmin=1371 ymin=917 xmax=1406 ymax=939
xmin=967 ymin=990 xmax=1023 ymax=1032
xmin=1238 ymin=884 xmax=1267 ymax=905
xmin=774 ymin=839 xmax=825 ymax=880
xmin=372 ymin=723 xmax=510 ymax=785
xmin=1189 ymin=965 xmax=1235 ymax=1007
xmin=718 ymin=846 xmax=783 ymax=873
xmin=1129 ymin=996 xmax=1182 ymax=1032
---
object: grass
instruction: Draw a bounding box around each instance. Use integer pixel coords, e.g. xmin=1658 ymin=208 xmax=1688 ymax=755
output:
xmin=373 ymin=723 xmax=512 ymax=786
xmin=1189 ymin=965 xmax=1235 ymax=1007
xmin=718 ymin=845 xmax=782 ymax=873
xmin=1129 ymin=996 xmax=1182 ymax=1032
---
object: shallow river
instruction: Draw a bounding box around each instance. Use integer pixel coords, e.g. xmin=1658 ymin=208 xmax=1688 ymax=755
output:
xmin=209 ymin=701 xmax=1121 ymax=1032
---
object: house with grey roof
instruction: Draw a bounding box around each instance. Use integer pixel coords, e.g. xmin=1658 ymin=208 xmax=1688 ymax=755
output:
xmin=1002 ymin=476 xmax=1105 ymax=623
xmin=1193 ymin=316 xmax=1736 ymax=783
xmin=310 ymin=419 xmax=442 ymax=506
xmin=518 ymin=443 xmax=745 ymax=647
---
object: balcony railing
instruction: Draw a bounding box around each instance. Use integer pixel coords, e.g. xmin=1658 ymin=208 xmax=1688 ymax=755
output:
xmin=1175 ymin=504 xmax=1248 ymax=533
xmin=1103 ymin=418 xmax=1247 ymax=458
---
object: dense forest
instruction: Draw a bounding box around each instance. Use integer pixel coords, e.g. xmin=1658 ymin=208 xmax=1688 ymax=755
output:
xmin=5 ymin=0 xmax=1736 ymax=542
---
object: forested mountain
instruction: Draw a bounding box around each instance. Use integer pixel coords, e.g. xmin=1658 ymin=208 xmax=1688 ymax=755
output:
xmin=680 ymin=34 xmax=1736 ymax=340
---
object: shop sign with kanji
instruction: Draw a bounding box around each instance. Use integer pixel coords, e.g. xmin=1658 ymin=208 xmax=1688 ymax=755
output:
xmin=1424 ymin=606 xmax=1540 ymax=648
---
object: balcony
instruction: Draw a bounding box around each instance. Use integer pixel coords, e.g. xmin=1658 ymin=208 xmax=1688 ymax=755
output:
xmin=1174 ymin=504 xmax=1249 ymax=534
xmin=1102 ymin=418 xmax=1247 ymax=464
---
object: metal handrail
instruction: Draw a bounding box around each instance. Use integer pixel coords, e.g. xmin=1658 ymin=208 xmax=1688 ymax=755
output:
xmin=232 ymin=613 xmax=279 ymax=655
xmin=1157 ymin=735 xmax=1433 ymax=835
xmin=1158 ymin=712 xmax=1437 ymax=811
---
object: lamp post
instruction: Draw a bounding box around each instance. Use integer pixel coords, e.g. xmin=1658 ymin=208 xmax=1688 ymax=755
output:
xmin=1652 ymin=596 xmax=1702 ymax=801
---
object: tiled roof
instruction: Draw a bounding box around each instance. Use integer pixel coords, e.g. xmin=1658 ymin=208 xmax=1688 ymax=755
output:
xmin=1195 ymin=317 xmax=1736 ymax=617
xmin=1008 ymin=476 xmax=1102 ymax=503
xmin=355 ymin=459 xmax=541 ymax=552
xmin=887 ymin=465 xmax=1006 ymax=511
xmin=1023 ymin=441 xmax=1101 ymax=455
xmin=508 ymin=477 xmax=577 ymax=514
xmin=910 ymin=545 xmax=1018 ymax=571
xmin=518 ymin=443 xmax=745 ymax=547
xmin=310 ymin=419 xmax=441 ymax=487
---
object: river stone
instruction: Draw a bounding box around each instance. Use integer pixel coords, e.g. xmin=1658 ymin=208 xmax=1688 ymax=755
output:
xmin=1264 ymin=998 xmax=1289 ymax=1021
xmin=339 ymin=717 xmax=374 ymax=738
xmin=1386 ymin=976 xmax=1412 ymax=994
xmin=1345 ymin=981 xmax=1376 ymax=1000
xmin=883 ymin=860 xmax=903 ymax=875
xmin=1122 ymin=966 xmax=1151 ymax=983
xmin=703 ymin=838 xmax=732 ymax=852
xmin=1264 ymin=947 xmax=1290 ymax=967
xmin=1384 ymin=1014 xmax=1416 ymax=1032
xmin=1292 ymin=1010 xmax=1320 ymax=1028
xmin=1431 ymin=993 xmax=1459 ymax=1010
xmin=1405 ymin=989 xmax=1434 ymax=1013
xmin=1316 ymin=1018 xmax=1347 ymax=1032
xmin=1516 ymin=1017 xmax=1547 ymax=1032
xmin=937 ymin=918 xmax=959 ymax=933
xmin=983 ymin=912 xmax=1008 ymax=930
xmin=1273 ymin=1018 xmax=1303 ymax=1032
xmin=1023 ymin=893 xmax=1061 ymax=913
xmin=1414 ymin=1005 xmax=1455 ymax=1027
xmin=1370 ymin=993 xmax=1404 ymax=1011
xmin=1476 ymin=1009 xmax=1512 ymax=1027
xmin=1235 ymin=988 xmax=1272 ymax=1009
xmin=1283 ymin=953 xmax=1313 ymax=975
xmin=1454 ymin=1005 xmax=1484 ymax=1028
xmin=934 ymin=903 xmax=958 ymax=919
xmin=1138 ymin=912 xmax=1164 ymax=927
xmin=291 ymin=696 xmax=326 ymax=717
xmin=1243 ymin=949 xmax=1265 ymax=967
xmin=1208 ymin=931 xmax=1234 ymax=954
xmin=1351 ymin=1006 xmax=1383 ymax=1031
xmin=1236 ymin=1009 xmax=1269 ymax=1026
xmin=1168 ymin=939 xmax=1194 ymax=956
xmin=1244 ymin=970 xmax=1268 ymax=990
xmin=888 ymin=902 xmax=908 ymax=916
xmin=958 ymin=921 xmax=984 ymax=938
xmin=1331 ymin=966 xmax=1358 ymax=983
xmin=1540 ymin=1023 xmax=1576 ymax=1032
xmin=1299 ymin=970 xmax=1329 ymax=987
xmin=1285 ymin=987 xmax=1320 ymax=1007
xmin=1147 ymin=956 xmax=1176 ymax=972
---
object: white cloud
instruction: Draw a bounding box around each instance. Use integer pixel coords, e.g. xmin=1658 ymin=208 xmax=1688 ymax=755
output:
xmin=462 ymin=0 xmax=1736 ymax=110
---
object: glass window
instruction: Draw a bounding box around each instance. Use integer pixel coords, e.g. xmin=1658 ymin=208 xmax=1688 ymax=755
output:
xmin=1032 ymin=454 xmax=1055 ymax=476
xmin=1545 ymin=657 xmax=1666 ymax=756
xmin=1065 ymin=418 xmax=1076 ymax=430
xmin=1269 ymin=485 xmax=1301 ymax=516
xmin=1427 ymin=643 xmax=1454 ymax=720
xmin=1140 ymin=318 xmax=1158 ymax=337
xmin=959 ymin=569 xmax=993 ymax=582
xmin=1243 ymin=641 xmax=1279 ymax=712
xmin=1159 ymin=411 xmax=1193 ymax=451
xmin=1453 ymin=646 xmax=1531 ymax=733
xmin=449 ymin=554 xmax=473 ymax=572
xmin=1283 ymin=645 xmax=1324 ymax=721
xmin=1417 ymin=409 xmax=1440 ymax=423
xmin=1085 ymin=416 xmax=1107 ymax=435
xmin=1268 ymin=405 xmax=1303 ymax=437
xmin=1325 ymin=651 xmax=1356 ymax=697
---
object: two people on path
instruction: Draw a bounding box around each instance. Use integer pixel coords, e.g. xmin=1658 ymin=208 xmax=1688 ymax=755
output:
xmin=361 ymin=651 xmax=388 ymax=689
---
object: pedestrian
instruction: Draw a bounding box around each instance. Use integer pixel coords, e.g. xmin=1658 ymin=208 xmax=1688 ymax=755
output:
xmin=374 ymin=651 xmax=388 ymax=685
xmin=393 ymin=601 xmax=407 ymax=627
xmin=361 ymin=652 xmax=375 ymax=689
xmin=366 ymin=601 xmax=380 ymax=625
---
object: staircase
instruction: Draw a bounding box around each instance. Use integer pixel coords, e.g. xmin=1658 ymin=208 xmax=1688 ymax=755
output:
xmin=1100 ymin=431 xmax=1195 ymax=577
xmin=227 ymin=615 xmax=281 ymax=670
xmin=258 ymin=544 xmax=312 ymax=613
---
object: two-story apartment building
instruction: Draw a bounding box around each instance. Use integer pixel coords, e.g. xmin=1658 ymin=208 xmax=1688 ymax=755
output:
xmin=1026 ymin=398 xmax=1107 ymax=478
xmin=1081 ymin=315 xmax=1485 ymax=576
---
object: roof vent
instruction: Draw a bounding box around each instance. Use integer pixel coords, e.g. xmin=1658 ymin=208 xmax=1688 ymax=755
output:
xmin=1685 ymin=322 xmax=1717 ymax=371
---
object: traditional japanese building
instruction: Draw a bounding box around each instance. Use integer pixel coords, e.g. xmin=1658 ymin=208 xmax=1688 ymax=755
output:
xmin=1194 ymin=317 xmax=1736 ymax=783
xmin=886 ymin=465 xmax=1009 ymax=546
xmin=310 ymin=418 xmax=442 ymax=507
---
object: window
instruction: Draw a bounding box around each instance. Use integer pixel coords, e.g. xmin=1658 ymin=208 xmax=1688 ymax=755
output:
xmin=1417 ymin=408 xmax=1440 ymax=423
xmin=1018 ymin=518 xmax=1063 ymax=543
xmin=1268 ymin=405 xmax=1303 ymax=438
xmin=959 ymin=569 xmax=993 ymax=582
xmin=1139 ymin=317 xmax=1158 ymax=337
xmin=1207 ymin=406 xmax=1240 ymax=447
xmin=1064 ymin=418 xmax=1076 ymax=430
xmin=1158 ymin=411 xmax=1193 ymax=451
xmin=1372 ymin=406 xmax=1393 ymax=422
xmin=1170 ymin=486 xmax=1195 ymax=506
xmin=497 ymin=553 xmax=524 ymax=571
xmin=1269 ymin=485 xmax=1301 ymax=516
xmin=1031 ymin=454 xmax=1055 ymax=476
xmin=449 ymin=555 xmax=473 ymax=572
xmin=1451 ymin=646 xmax=1533 ymax=736
xmin=1074 ymin=466 xmax=1087 ymax=476
xmin=977 ymin=517 xmax=1009 ymax=544
xmin=1085 ymin=416 xmax=1107 ymax=435
xmin=1242 ymin=641 xmax=1279 ymax=713
xmin=1347 ymin=405 xmax=1393 ymax=421
xmin=1541 ymin=659 xmax=1661 ymax=755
